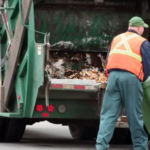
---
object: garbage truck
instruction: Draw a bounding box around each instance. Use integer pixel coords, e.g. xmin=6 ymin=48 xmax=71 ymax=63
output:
xmin=0 ymin=0 xmax=150 ymax=143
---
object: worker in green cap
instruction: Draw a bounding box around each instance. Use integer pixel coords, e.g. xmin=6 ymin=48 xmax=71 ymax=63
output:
xmin=96 ymin=16 xmax=150 ymax=150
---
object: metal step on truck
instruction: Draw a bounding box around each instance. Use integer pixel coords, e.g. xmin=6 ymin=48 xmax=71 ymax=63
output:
xmin=0 ymin=0 xmax=150 ymax=143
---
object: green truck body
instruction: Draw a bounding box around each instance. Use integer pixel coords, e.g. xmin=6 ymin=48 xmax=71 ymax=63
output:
xmin=0 ymin=0 xmax=150 ymax=143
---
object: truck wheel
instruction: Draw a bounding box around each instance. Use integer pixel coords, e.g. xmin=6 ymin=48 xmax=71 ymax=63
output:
xmin=0 ymin=118 xmax=26 ymax=142
xmin=124 ymin=130 xmax=133 ymax=144
xmin=148 ymin=141 xmax=150 ymax=150
xmin=113 ymin=126 xmax=150 ymax=145
xmin=0 ymin=118 xmax=4 ymax=141
xmin=69 ymin=124 xmax=97 ymax=141
xmin=110 ymin=128 xmax=131 ymax=144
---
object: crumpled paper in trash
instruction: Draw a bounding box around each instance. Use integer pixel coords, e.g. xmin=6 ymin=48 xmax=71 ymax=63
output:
xmin=66 ymin=68 xmax=107 ymax=83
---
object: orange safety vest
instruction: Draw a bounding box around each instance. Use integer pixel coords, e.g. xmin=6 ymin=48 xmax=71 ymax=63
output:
xmin=106 ymin=31 xmax=146 ymax=81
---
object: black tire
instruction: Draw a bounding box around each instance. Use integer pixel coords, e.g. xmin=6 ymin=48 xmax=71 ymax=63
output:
xmin=0 ymin=118 xmax=26 ymax=142
xmin=148 ymin=141 xmax=150 ymax=150
xmin=110 ymin=128 xmax=131 ymax=145
xmin=112 ymin=126 xmax=150 ymax=145
xmin=124 ymin=129 xmax=132 ymax=144
xmin=69 ymin=124 xmax=97 ymax=141
xmin=0 ymin=118 xmax=4 ymax=141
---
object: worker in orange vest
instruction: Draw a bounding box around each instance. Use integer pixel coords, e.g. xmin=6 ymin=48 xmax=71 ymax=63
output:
xmin=96 ymin=16 xmax=150 ymax=150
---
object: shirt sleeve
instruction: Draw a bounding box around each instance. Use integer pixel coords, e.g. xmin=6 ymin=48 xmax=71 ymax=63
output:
xmin=141 ymin=40 xmax=150 ymax=81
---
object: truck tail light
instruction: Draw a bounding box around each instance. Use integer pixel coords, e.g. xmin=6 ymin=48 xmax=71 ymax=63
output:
xmin=47 ymin=104 xmax=55 ymax=112
xmin=36 ymin=104 xmax=44 ymax=112
xmin=42 ymin=113 xmax=49 ymax=117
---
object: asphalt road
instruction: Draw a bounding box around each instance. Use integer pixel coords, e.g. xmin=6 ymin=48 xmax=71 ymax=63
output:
xmin=0 ymin=121 xmax=133 ymax=150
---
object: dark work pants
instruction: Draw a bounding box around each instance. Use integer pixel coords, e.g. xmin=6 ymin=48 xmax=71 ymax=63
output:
xmin=96 ymin=71 xmax=148 ymax=150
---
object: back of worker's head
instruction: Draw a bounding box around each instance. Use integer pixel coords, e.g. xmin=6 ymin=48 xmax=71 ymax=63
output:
xmin=128 ymin=16 xmax=149 ymax=35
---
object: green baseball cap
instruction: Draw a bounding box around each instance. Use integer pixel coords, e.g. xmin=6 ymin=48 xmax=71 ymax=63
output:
xmin=129 ymin=16 xmax=149 ymax=28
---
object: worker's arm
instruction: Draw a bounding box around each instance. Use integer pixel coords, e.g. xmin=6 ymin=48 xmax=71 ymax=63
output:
xmin=106 ymin=38 xmax=114 ymax=64
xmin=105 ymin=44 xmax=111 ymax=77
xmin=141 ymin=40 xmax=150 ymax=81
xmin=106 ymin=45 xmax=111 ymax=64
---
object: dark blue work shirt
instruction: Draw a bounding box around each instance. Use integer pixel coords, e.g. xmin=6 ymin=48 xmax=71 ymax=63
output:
xmin=106 ymin=30 xmax=150 ymax=81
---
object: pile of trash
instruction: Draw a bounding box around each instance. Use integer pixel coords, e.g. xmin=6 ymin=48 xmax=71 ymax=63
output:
xmin=65 ymin=68 xmax=107 ymax=83
xmin=48 ymin=52 xmax=108 ymax=83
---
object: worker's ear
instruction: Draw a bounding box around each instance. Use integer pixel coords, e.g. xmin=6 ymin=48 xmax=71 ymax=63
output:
xmin=137 ymin=27 xmax=141 ymax=34
xmin=138 ymin=26 xmax=144 ymax=36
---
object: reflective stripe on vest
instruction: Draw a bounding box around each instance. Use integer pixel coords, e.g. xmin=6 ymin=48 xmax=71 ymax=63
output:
xmin=109 ymin=33 xmax=142 ymax=62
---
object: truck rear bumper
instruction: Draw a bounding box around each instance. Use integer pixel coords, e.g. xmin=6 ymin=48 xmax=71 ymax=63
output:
xmin=0 ymin=112 xmax=129 ymax=129
xmin=0 ymin=112 xmax=20 ymax=118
